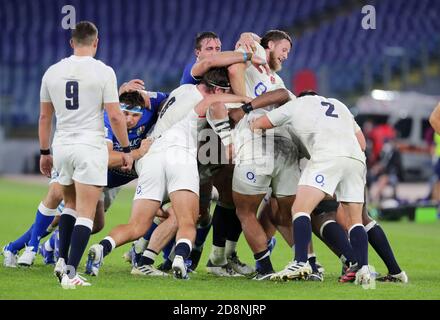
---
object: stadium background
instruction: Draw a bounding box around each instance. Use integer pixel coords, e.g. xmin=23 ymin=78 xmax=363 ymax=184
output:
xmin=0 ymin=0 xmax=440 ymax=300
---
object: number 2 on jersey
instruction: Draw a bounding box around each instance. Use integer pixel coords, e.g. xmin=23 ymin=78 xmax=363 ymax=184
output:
xmin=321 ymin=101 xmax=338 ymax=118
xmin=65 ymin=81 xmax=79 ymax=110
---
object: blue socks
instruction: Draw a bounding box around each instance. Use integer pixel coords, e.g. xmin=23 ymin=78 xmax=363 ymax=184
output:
xmin=28 ymin=203 xmax=56 ymax=252
xmin=321 ymin=220 xmax=357 ymax=265
xmin=349 ymin=224 xmax=369 ymax=267
xmin=58 ymin=209 xmax=77 ymax=260
xmin=293 ymin=213 xmax=312 ymax=263
xmin=66 ymin=217 xmax=93 ymax=278
xmin=143 ymin=221 xmax=159 ymax=242
xmin=7 ymin=225 xmax=33 ymax=254
xmin=366 ymin=221 xmax=401 ymax=274
xmin=174 ymin=239 xmax=192 ymax=259
xmin=195 ymin=222 xmax=212 ymax=250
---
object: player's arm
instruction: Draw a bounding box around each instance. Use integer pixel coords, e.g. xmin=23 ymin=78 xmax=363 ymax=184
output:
xmin=227 ymin=62 xmax=247 ymax=96
xmin=228 ymin=88 xmax=291 ymax=124
xmin=429 ymin=102 xmax=440 ymax=134
xmin=236 ymin=32 xmax=261 ymax=52
xmin=194 ymin=93 xmax=251 ymax=117
xmin=105 ymin=103 xmax=133 ymax=171
xmin=107 ymin=138 xmax=153 ymax=168
xmin=251 ymin=103 xmax=291 ymax=131
xmin=38 ymin=101 xmax=54 ymax=177
xmin=118 ymin=79 xmax=145 ymax=95
xmin=353 ymin=119 xmax=367 ymax=152
xmin=192 ymin=51 xmax=266 ymax=79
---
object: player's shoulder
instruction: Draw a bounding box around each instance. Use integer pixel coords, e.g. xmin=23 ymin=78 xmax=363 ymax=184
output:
xmin=174 ymin=83 xmax=198 ymax=95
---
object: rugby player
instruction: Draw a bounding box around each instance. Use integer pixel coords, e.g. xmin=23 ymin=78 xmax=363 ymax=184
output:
xmin=39 ymin=21 xmax=133 ymax=288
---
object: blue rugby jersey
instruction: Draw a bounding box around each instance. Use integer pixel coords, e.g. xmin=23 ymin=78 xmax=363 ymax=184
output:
xmin=180 ymin=58 xmax=201 ymax=85
xmin=104 ymin=91 xmax=168 ymax=188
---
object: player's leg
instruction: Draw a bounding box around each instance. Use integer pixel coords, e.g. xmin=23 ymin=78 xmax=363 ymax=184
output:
xmin=271 ymin=185 xmax=326 ymax=281
xmin=55 ymin=183 xmax=76 ymax=281
xmin=87 ymin=199 xmax=161 ymax=276
xmin=189 ymin=181 xmax=214 ymax=271
xmin=337 ymin=158 xmax=372 ymax=286
xmin=170 ymin=189 xmax=199 ymax=279
xmin=233 ymin=190 xmax=274 ymax=280
xmin=132 ymin=208 xmax=177 ymax=277
xmin=64 ymin=181 xmax=102 ymax=281
xmin=3 ymin=181 xmax=62 ymax=267
xmin=311 ymin=203 xmax=358 ymax=272
xmin=209 ymin=164 xmax=251 ymax=275
xmin=362 ymin=201 xmax=408 ymax=282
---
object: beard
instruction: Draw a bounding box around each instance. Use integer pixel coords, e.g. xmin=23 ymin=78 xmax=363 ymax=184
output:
xmin=268 ymin=51 xmax=282 ymax=72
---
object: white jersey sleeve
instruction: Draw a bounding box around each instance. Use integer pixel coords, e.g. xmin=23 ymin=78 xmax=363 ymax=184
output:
xmin=151 ymin=84 xmax=203 ymax=138
xmin=40 ymin=71 xmax=52 ymax=103
xmin=266 ymin=103 xmax=292 ymax=127
xmin=103 ymin=68 xmax=120 ymax=104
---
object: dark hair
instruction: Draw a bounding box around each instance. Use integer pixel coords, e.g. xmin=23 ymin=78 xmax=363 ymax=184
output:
xmin=200 ymin=67 xmax=230 ymax=91
xmin=195 ymin=31 xmax=219 ymax=50
xmin=119 ymin=91 xmax=145 ymax=107
xmin=72 ymin=21 xmax=98 ymax=46
xmin=261 ymin=30 xmax=293 ymax=49
xmin=298 ymin=90 xmax=318 ymax=98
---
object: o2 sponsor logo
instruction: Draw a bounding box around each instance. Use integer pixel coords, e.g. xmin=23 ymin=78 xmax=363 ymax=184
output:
xmin=315 ymin=174 xmax=325 ymax=187
xmin=246 ymin=171 xmax=256 ymax=183
xmin=254 ymin=82 xmax=267 ymax=97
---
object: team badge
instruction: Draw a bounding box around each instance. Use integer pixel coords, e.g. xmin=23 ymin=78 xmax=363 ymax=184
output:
xmin=270 ymin=75 xmax=276 ymax=84
xmin=137 ymin=126 xmax=145 ymax=136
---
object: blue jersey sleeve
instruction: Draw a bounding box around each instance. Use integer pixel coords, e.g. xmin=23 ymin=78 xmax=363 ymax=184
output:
xmin=104 ymin=112 xmax=114 ymax=142
xmin=180 ymin=60 xmax=200 ymax=85
xmin=148 ymin=91 xmax=169 ymax=114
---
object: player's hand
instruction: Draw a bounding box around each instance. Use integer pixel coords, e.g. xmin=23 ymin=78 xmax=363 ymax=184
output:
xmin=228 ymin=107 xmax=245 ymax=124
xmin=120 ymin=152 xmax=134 ymax=172
xmin=251 ymin=55 xmax=271 ymax=75
xmin=138 ymin=137 xmax=154 ymax=157
xmin=236 ymin=33 xmax=257 ymax=53
xmin=119 ymin=79 xmax=145 ymax=95
xmin=40 ymin=155 xmax=53 ymax=178
xmin=138 ymin=90 xmax=152 ymax=110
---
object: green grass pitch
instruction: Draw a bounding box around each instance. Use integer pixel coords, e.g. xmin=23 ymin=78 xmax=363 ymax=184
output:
xmin=1 ymin=178 xmax=439 ymax=300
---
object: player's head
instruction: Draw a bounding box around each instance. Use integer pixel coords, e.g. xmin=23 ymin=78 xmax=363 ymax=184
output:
xmin=194 ymin=31 xmax=222 ymax=59
xmin=200 ymin=67 xmax=230 ymax=94
xmin=298 ymin=90 xmax=318 ymax=98
xmin=71 ymin=21 xmax=99 ymax=56
xmin=119 ymin=91 xmax=145 ymax=129
xmin=261 ymin=30 xmax=293 ymax=72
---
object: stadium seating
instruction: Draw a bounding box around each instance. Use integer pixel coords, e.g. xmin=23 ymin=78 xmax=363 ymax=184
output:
xmin=0 ymin=0 xmax=439 ymax=125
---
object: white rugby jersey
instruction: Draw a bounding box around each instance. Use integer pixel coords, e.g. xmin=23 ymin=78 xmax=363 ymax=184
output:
xmin=150 ymin=109 xmax=207 ymax=156
xmin=151 ymin=84 xmax=203 ymax=138
xmin=234 ymin=42 xmax=295 ymax=162
xmin=40 ymin=55 xmax=119 ymax=146
xmin=266 ymin=95 xmax=365 ymax=163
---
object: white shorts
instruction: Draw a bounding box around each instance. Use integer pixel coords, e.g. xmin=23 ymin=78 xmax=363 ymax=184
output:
xmin=232 ymin=157 xmax=300 ymax=197
xmin=100 ymin=186 xmax=122 ymax=212
xmin=233 ymin=136 xmax=300 ymax=197
xmin=134 ymin=147 xmax=199 ymax=202
xmin=53 ymin=143 xmax=108 ymax=186
xmin=299 ymin=156 xmax=366 ymax=203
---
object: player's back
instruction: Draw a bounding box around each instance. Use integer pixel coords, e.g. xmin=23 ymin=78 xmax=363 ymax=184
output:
xmin=152 ymin=84 xmax=203 ymax=138
xmin=284 ymin=95 xmax=365 ymax=162
xmin=41 ymin=55 xmax=118 ymax=145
